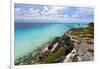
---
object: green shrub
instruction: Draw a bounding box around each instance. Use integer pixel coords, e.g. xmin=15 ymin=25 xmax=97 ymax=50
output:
xmin=44 ymin=48 xmax=65 ymax=63
xmin=88 ymin=22 xmax=94 ymax=27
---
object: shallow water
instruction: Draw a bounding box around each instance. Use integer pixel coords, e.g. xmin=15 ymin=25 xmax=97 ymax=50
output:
xmin=15 ymin=23 xmax=88 ymax=60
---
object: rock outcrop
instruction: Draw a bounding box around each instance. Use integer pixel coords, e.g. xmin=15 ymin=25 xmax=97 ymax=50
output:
xmin=63 ymin=22 xmax=94 ymax=62
xmin=38 ymin=33 xmax=74 ymax=63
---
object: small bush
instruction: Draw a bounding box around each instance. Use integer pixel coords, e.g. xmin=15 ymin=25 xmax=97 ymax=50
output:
xmin=44 ymin=48 xmax=65 ymax=63
xmin=88 ymin=22 xmax=94 ymax=27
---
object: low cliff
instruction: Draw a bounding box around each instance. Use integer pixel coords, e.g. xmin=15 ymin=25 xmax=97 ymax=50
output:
xmin=37 ymin=22 xmax=94 ymax=63
xmin=63 ymin=22 xmax=94 ymax=62
xmin=37 ymin=33 xmax=74 ymax=63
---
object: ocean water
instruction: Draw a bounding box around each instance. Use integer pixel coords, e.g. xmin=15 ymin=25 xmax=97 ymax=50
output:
xmin=15 ymin=23 xmax=88 ymax=60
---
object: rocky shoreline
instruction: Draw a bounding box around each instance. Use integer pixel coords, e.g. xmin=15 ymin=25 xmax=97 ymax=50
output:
xmin=15 ymin=22 xmax=94 ymax=65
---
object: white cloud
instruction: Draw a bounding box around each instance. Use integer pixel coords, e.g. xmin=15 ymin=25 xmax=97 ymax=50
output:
xmin=15 ymin=6 xmax=93 ymax=23
xmin=41 ymin=6 xmax=65 ymax=17
xmin=15 ymin=7 xmax=41 ymax=20
xmin=41 ymin=6 xmax=49 ymax=14
xmin=71 ymin=8 xmax=94 ymax=18
xmin=15 ymin=8 xmax=22 ymax=12
xmin=15 ymin=6 xmax=66 ymax=21
xmin=50 ymin=6 xmax=64 ymax=13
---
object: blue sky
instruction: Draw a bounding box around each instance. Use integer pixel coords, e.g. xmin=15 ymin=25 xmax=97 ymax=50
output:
xmin=15 ymin=3 xmax=94 ymax=23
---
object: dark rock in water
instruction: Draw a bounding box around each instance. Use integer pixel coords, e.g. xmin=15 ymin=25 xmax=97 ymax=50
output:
xmin=15 ymin=60 xmax=21 ymax=65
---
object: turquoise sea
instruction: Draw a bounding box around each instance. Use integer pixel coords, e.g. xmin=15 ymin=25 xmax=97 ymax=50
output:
xmin=15 ymin=23 xmax=88 ymax=60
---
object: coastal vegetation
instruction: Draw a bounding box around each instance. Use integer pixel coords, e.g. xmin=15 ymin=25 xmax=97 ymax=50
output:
xmin=44 ymin=48 xmax=65 ymax=63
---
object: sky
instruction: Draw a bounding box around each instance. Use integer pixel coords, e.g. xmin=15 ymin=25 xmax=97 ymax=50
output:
xmin=15 ymin=3 xmax=94 ymax=23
